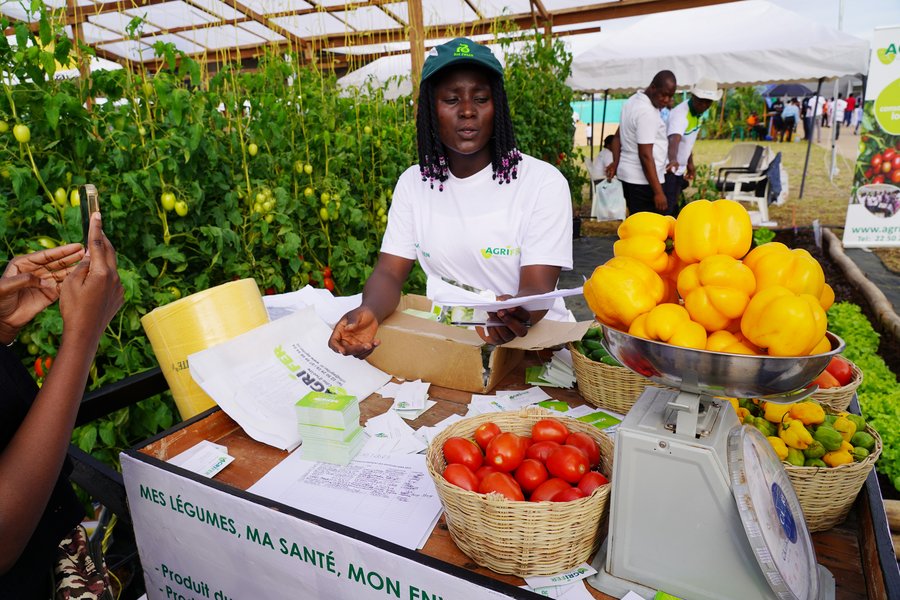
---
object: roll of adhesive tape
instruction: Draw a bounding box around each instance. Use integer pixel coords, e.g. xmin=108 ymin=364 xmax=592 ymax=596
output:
xmin=141 ymin=278 xmax=268 ymax=420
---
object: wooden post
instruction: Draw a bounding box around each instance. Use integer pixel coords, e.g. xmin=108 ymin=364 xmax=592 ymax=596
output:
xmin=719 ymin=87 xmax=726 ymax=126
xmin=408 ymin=0 xmax=425 ymax=104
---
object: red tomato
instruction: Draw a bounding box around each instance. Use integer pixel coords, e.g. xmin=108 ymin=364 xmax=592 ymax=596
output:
xmin=442 ymin=437 xmax=483 ymax=470
xmin=864 ymin=168 xmax=874 ymax=179
xmin=810 ymin=370 xmax=840 ymax=389
xmin=443 ymin=464 xmax=479 ymax=492
xmin=479 ymin=472 xmax=525 ymax=501
xmin=34 ymin=356 xmax=53 ymax=378
xmin=474 ymin=465 xmax=501 ymax=483
xmin=565 ymin=432 xmax=601 ymax=468
xmin=323 ymin=277 xmax=335 ymax=292
xmin=577 ymin=471 xmax=610 ymax=496
xmin=546 ymin=446 xmax=590 ymax=483
xmin=883 ymin=148 xmax=896 ymax=161
xmin=526 ymin=440 xmax=560 ymax=463
xmin=882 ymin=161 xmax=893 ymax=174
xmin=485 ymin=432 xmax=527 ymax=472
xmin=532 ymin=418 xmax=570 ymax=444
xmin=529 ymin=478 xmax=572 ymax=502
xmin=322 ymin=266 xmax=332 ymax=277
xmin=514 ymin=459 xmax=549 ymax=494
xmin=871 ymin=154 xmax=883 ymax=169
xmin=474 ymin=422 xmax=501 ymax=451
xmin=521 ymin=435 xmax=533 ymax=449
xmin=552 ymin=487 xmax=587 ymax=502
xmin=891 ymin=170 xmax=900 ymax=184
xmin=892 ymin=155 xmax=900 ymax=170
xmin=825 ymin=356 xmax=853 ymax=387
xmin=873 ymin=175 xmax=886 ymax=184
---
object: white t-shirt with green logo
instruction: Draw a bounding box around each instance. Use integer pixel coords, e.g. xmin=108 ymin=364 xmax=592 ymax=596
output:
xmin=666 ymin=100 xmax=702 ymax=177
xmin=381 ymin=153 xmax=573 ymax=321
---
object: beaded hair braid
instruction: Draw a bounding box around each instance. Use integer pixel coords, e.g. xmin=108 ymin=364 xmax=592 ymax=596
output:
xmin=416 ymin=68 xmax=522 ymax=192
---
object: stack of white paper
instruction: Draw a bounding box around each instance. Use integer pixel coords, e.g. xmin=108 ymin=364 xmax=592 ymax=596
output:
xmin=525 ymin=349 xmax=576 ymax=389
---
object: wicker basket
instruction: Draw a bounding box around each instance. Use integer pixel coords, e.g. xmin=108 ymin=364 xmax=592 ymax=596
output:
xmin=809 ymin=361 xmax=864 ymax=412
xmin=425 ymin=407 xmax=614 ymax=576
xmin=784 ymin=424 xmax=882 ymax=532
xmin=568 ymin=342 xmax=670 ymax=414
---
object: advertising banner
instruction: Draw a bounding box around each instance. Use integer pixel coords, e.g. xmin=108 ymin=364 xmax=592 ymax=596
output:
xmin=843 ymin=26 xmax=900 ymax=247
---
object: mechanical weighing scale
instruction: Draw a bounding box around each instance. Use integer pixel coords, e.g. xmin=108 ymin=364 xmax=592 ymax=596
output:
xmin=586 ymin=326 xmax=846 ymax=600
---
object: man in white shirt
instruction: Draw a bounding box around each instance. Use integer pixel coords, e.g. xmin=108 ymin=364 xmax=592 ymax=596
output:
xmin=833 ymin=94 xmax=847 ymax=140
xmin=806 ymin=95 xmax=824 ymax=143
xmin=590 ymin=135 xmax=616 ymax=183
xmin=664 ymin=78 xmax=721 ymax=215
xmin=608 ymin=70 xmax=677 ymax=215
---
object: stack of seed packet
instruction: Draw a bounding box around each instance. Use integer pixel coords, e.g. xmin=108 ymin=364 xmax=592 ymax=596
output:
xmin=295 ymin=389 xmax=366 ymax=465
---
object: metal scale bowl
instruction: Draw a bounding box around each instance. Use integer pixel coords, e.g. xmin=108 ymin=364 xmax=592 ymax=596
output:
xmin=587 ymin=325 xmax=845 ymax=600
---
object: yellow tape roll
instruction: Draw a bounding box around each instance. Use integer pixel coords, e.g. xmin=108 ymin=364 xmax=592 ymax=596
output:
xmin=141 ymin=279 xmax=268 ymax=420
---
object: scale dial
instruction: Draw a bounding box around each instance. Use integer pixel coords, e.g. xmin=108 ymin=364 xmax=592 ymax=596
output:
xmin=728 ymin=425 xmax=820 ymax=600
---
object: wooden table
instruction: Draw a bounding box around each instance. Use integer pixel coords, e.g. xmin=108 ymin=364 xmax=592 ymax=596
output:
xmin=131 ymin=354 xmax=895 ymax=599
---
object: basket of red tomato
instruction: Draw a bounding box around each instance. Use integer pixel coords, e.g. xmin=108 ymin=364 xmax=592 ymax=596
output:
xmin=425 ymin=407 xmax=613 ymax=577
xmin=808 ymin=355 xmax=863 ymax=412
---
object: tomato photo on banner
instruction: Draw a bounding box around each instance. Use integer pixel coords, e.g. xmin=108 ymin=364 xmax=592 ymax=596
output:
xmin=843 ymin=25 xmax=900 ymax=248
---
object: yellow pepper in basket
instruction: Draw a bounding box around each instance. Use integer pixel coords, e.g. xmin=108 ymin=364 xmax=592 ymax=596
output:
xmin=584 ymin=257 xmax=665 ymax=329
xmin=779 ymin=417 xmax=813 ymax=450
xmin=741 ymin=286 xmax=827 ymax=356
xmin=832 ymin=416 xmax=857 ymax=442
xmin=673 ymin=199 xmax=752 ymax=263
xmin=823 ymin=449 xmax=854 ymax=467
xmin=628 ymin=303 xmax=707 ymax=350
xmin=742 ymin=243 xmax=827 ymax=304
xmin=677 ymin=255 xmax=756 ymax=332
xmin=767 ymin=436 xmax=789 ymax=460
xmin=613 ymin=213 xmax=679 ymax=275
xmin=763 ymin=402 xmax=792 ymax=424
xmin=788 ymin=402 xmax=826 ymax=426
xmin=706 ymin=330 xmax=760 ymax=355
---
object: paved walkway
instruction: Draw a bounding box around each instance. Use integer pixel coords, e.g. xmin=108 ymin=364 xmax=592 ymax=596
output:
xmin=560 ymin=234 xmax=900 ymax=323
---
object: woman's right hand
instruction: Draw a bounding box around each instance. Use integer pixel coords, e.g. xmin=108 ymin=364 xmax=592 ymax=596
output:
xmin=329 ymin=305 xmax=380 ymax=359
xmin=58 ymin=213 xmax=124 ymax=347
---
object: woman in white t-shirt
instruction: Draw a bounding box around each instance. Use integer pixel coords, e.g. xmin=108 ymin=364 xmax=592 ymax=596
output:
xmin=329 ymin=38 xmax=573 ymax=358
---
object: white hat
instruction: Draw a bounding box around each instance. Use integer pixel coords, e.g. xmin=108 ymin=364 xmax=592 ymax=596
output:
xmin=691 ymin=77 xmax=723 ymax=101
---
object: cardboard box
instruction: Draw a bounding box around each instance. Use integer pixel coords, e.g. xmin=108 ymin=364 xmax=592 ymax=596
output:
xmin=366 ymin=295 xmax=592 ymax=393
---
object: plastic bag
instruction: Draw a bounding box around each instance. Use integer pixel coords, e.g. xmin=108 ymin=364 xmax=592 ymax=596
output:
xmin=592 ymin=178 xmax=626 ymax=221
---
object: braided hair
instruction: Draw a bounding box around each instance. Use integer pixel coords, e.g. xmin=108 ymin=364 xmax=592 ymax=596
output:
xmin=416 ymin=67 xmax=522 ymax=192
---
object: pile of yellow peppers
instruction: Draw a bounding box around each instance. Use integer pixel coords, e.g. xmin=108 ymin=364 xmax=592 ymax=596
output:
xmin=583 ymin=199 xmax=834 ymax=356
xmin=727 ymin=397 xmax=878 ymax=468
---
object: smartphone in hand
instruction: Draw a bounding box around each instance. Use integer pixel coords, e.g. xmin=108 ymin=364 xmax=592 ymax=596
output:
xmin=79 ymin=184 xmax=100 ymax=245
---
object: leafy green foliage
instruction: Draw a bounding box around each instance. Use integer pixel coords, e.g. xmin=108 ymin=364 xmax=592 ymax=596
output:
xmin=701 ymin=86 xmax=766 ymax=140
xmin=827 ymin=302 xmax=900 ymax=492
xmin=752 ymin=227 xmax=776 ymax=247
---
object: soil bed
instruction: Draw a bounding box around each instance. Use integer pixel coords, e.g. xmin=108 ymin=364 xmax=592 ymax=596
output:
xmin=773 ymin=227 xmax=900 ymax=500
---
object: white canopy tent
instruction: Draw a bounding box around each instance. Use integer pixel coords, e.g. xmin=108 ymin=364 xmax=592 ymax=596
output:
xmin=567 ymin=0 xmax=870 ymax=92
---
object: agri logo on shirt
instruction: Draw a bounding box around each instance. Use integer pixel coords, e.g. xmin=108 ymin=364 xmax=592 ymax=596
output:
xmin=480 ymin=246 xmax=521 ymax=259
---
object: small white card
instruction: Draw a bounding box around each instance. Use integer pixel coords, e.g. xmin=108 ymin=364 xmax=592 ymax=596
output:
xmin=167 ymin=440 xmax=234 ymax=479
xmin=394 ymin=379 xmax=430 ymax=410
xmin=525 ymin=563 xmax=598 ymax=589
xmin=393 ymin=399 xmax=437 ymax=421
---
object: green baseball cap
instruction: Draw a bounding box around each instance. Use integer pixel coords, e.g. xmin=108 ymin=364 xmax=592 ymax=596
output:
xmin=421 ymin=38 xmax=504 ymax=82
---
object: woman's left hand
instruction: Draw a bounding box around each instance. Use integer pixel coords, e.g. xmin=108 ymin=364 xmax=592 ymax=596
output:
xmin=0 ymin=244 xmax=85 ymax=344
xmin=476 ymin=296 xmax=531 ymax=346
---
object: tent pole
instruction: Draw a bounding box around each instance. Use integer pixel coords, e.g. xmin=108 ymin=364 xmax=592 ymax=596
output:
xmin=799 ymin=78 xmax=824 ymax=199
xmin=590 ymin=92 xmax=596 ymax=161
xmin=408 ymin=0 xmax=425 ymax=107
xmin=600 ymin=89 xmax=608 ymax=147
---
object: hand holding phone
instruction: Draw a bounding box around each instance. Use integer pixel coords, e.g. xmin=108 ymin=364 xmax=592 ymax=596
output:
xmin=79 ymin=184 xmax=100 ymax=245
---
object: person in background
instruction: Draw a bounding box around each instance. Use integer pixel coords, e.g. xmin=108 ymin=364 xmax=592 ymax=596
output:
xmin=844 ymin=94 xmax=856 ymax=127
xmin=770 ymin=96 xmax=785 ymax=142
xmin=665 ymin=78 xmax=720 ymax=214
xmin=328 ymin=38 xmax=573 ymax=355
xmin=780 ymin=98 xmax=800 ymax=143
xmin=746 ymin=111 xmax=767 ymax=140
xmin=806 ymin=94 xmax=824 ymax=142
xmin=823 ymin=97 xmax=832 ymax=128
xmin=833 ymin=94 xmax=847 ymax=140
xmin=800 ymin=96 xmax=810 ymax=140
xmin=853 ymin=95 xmax=863 ymax=135
xmin=0 ymin=214 xmax=123 ymax=599
xmin=606 ymin=70 xmax=677 ymax=215
xmin=590 ymin=135 xmax=616 ymax=184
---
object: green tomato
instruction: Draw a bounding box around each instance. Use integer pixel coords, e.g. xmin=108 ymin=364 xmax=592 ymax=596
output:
xmin=138 ymin=126 xmax=147 ymax=136
xmin=377 ymin=207 xmax=386 ymax=217
xmin=27 ymin=343 xmax=39 ymax=355
xmin=253 ymin=202 xmax=262 ymax=213
xmin=0 ymin=120 xmax=8 ymax=133
xmin=161 ymin=192 xmax=176 ymax=212
xmin=13 ymin=124 xmax=30 ymax=144
xmin=0 ymin=169 xmax=9 ymax=179
xmin=174 ymin=200 xmax=189 ymax=217
xmin=263 ymin=200 xmax=274 ymax=212
xmin=256 ymin=192 xmax=266 ymax=203
xmin=319 ymin=207 xmax=329 ymax=221
xmin=304 ymin=187 xmax=314 ymax=198
xmin=70 ymin=189 xmax=80 ymax=207
xmin=294 ymin=160 xmax=304 ymax=174
xmin=332 ymin=194 xmax=340 ymax=203
xmin=248 ymin=143 xmax=258 ymax=157
xmin=168 ymin=286 xmax=182 ymax=300
xmin=142 ymin=82 xmax=154 ymax=96
xmin=303 ymin=163 xmax=313 ymax=175
xmin=380 ymin=214 xmax=387 ymax=224
xmin=264 ymin=214 xmax=274 ymax=223
xmin=54 ymin=188 xmax=67 ymax=206
xmin=320 ymin=192 xmax=330 ymax=204
xmin=37 ymin=236 xmax=57 ymax=249
xmin=363 ymin=125 xmax=372 ymax=135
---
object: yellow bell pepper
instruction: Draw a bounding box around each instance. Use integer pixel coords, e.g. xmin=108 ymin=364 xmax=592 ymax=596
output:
xmin=676 ymin=255 xmax=756 ymax=332
xmin=736 ymin=407 xmax=751 ymax=423
xmin=832 ymin=416 xmax=857 ymax=442
xmin=819 ymin=283 xmax=835 ymax=311
xmin=723 ymin=397 xmax=739 ymax=412
xmin=614 ymin=213 xmax=679 ymax=274
xmin=822 ymin=449 xmax=854 ymax=467
xmin=788 ymin=402 xmax=826 ymax=425
xmin=742 ymin=243 xmax=829 ymax=308
xmin=706 ymin=330 xmax=760 ymax=355
xmin=767 ymin=436 xmax=789 ymax=460
xmin=628 ymin=303 xmax=707 ymax=350
xmin=673 ymin=199 xmax=752 ymax=263
xmin=808 ymin=336 xmax=832 ymax=355
xmin=584 ymin=256 xmax=666 ymax=329
xmin=740 ymin=286 xmax=827 ymax=356
xmin=779 ymin=417 xmax=813 ymax=450
xmin=763 ymin=402 xmax=792 ymax=424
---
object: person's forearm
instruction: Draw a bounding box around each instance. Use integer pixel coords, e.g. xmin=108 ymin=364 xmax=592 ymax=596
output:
xmin=0 ymin=335 xmax=98 ymax=573
xmin=667 ymin=135 xmax=680 ymax=164
xmin=639 ymin=150 xmax=664 ymax=195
